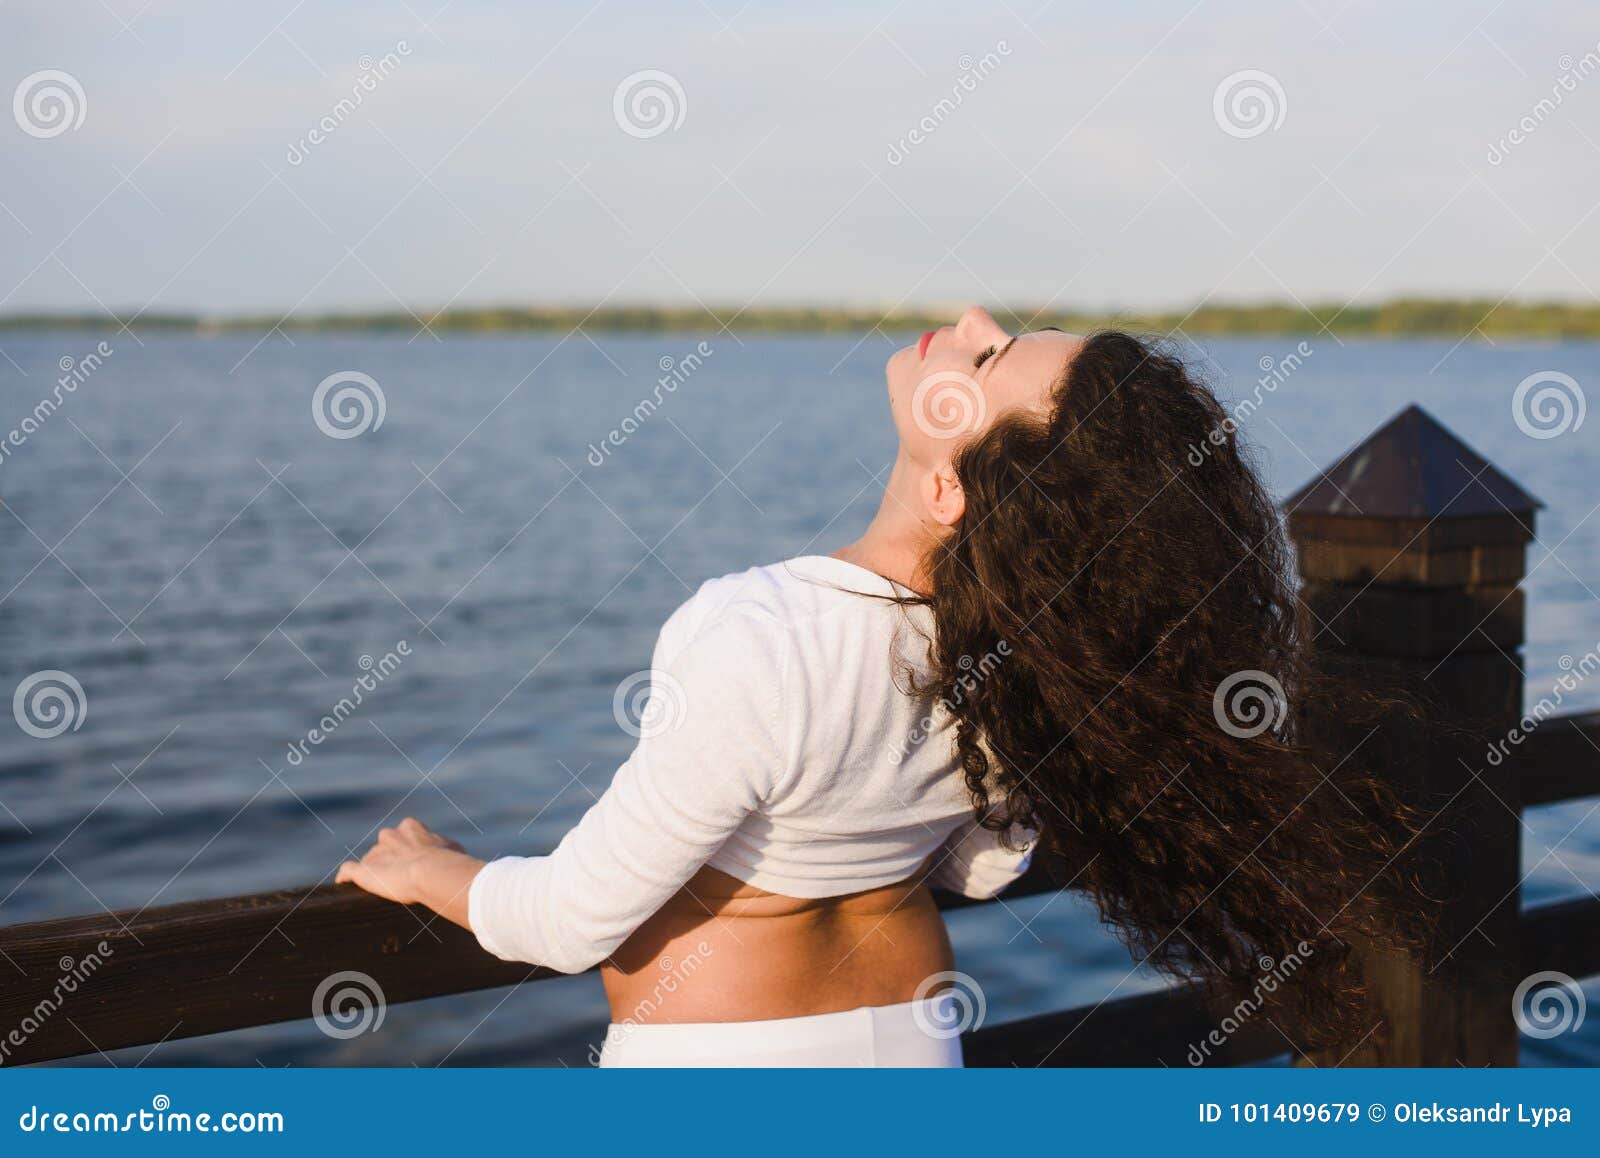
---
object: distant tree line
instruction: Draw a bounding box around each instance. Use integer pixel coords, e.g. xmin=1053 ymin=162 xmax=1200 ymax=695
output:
xmin=5 ymin=299 xmax=1600 ymax=338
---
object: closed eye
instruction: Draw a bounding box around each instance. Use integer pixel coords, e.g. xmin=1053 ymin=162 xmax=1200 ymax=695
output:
xmin=975 ymin=336 xmax=1019 ymax=373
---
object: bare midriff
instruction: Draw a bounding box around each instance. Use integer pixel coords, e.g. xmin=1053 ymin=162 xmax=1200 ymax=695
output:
xmin=599 ymin=865 xmax=953 ymax=1024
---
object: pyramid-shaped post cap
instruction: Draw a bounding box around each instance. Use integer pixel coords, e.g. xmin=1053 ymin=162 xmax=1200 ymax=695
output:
xmin=1286 ymin=404 xmax=1540 ymax=586
xmin=1285 ymin=404 xmax=1541 ymax=521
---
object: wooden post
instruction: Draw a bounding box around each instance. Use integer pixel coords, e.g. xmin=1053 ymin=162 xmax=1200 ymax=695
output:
xmin=1284 ymin=404 xmax=1539 ymax=1066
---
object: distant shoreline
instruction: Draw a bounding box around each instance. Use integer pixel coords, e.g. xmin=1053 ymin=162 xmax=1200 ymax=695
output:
xmin=5 ymin=299 xmax=1600 ymax=339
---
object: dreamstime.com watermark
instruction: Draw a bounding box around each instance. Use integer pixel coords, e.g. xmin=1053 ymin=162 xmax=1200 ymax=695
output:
xmin=1212 ymin=69 xmax=1286 ymax=139
xmin=911 ymin=970 xmax=986 ymax=1039
xmin=886 ymin=41 xmax=1012 ymax=165
xmin=1211 ymin=669 xmax=1287 ymax=739
xmin=911 ymin=369 xmax=987 ymax=440
xmin=12 ymin=69 xmax=86 ymax=138
xmin=586 ymin=340 xmax=714 ymax=466
xmin=287 ymin=41 xmax=413 ymax=165
xmin=612 ymin=669 xmax=689 ymax=739
xmin=1187 ymin=341 xmax=1314 ymax=466
xmin=1187 ymin=941 xmax=1315 ymax=1065
xmin=613 ymin=70 xmax=686 ymax=138
xmin=888 ymin=643 xmax=1011 ymax=766
xmin=12 ymin=670 xmax=87 ymax=739
xmin=284 ymin=642 xmax=410 ymax=766
xmin=1511 ymin=369 xmax=1585 ymax=439
xmin=313 ymin=370 xmax=387 ymax=438
xmin=1513 ymin=970 xmax=1587 ymax=1039
xmin=0 ymin=341 xmax=113 ymax=469
xmin=1487 ymin=43 xmax=1600 ymax=165
xmin=1485 ymin=641 xmax=1600 ymax=767
xmin=16 ymin=1096 xmax=283 ymax=1134
xmin=312 ymin=969 xmax=387 ymax=1039
xmin=589 ymin=942 xmax=714 ymax=1064
xmin=0 ymin=941 xmax=113 ymax=1066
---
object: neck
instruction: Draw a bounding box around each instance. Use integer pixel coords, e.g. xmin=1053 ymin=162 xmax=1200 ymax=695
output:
xmin=831 ymin=452 xmax=941 ymax=594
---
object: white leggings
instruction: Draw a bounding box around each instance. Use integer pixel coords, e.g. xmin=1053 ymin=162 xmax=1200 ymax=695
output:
xmin=597 ymin=995 xmax=965 ymax=1068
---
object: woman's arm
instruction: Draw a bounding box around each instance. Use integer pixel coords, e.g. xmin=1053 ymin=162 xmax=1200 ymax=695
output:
xmin=337 ymin=817 xmax=484 ymax=930
xmin=340 ymin=604 xmax=792 ymax=972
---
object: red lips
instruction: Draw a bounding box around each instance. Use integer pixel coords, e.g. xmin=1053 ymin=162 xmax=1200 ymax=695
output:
xmin=918 ymin=330 xmax=935 ymax=359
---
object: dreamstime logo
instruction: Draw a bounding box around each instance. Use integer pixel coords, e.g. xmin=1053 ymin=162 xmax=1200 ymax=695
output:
xmin=0 ymin=939 xmax=114 ymax=1065
xmin=912 ymin=370 xmax=986 ymax=440
xmin=1187 ymin=942 xmax=1314 ymax=1065
xmin=13 ymin=670 xmax=87 ymax=739
xmin=287 ymin=40 xmax=412 ymax=165
xmin=1513 ymin=970 xmax=1586 ymax=1039
xmin=1188 ymin=341 xmax=1314 ymax=467
xmin=588 ymin=941 xmax=714 ymax=1065
xmin=587 ymin=340 xmax=714 ymax=466
xmin=1486 ymin=642 xmax=1600 ymax=767
xmin=16 ymin=1094 xmax=283 ymax=1134
xmin=1487 ymin=43 xmax=1600 ymax=165
xmin=612 ymin=669 xmax=689 ymax=739
xmin=13 ymin=70 xmax=87 ymax=139
xmin=312 ymin=370 xmax=386 ymax=439
xmin=886 ymin=40 xmax=1012 ymax=165
xmin=1212 ymin=70 xmax=1286 ymax=139
xmin=612 ymin=70 xmax=686 ymax=138
xmin=312 ymin=970 xmax=386 ymax=1039
xmin=0 ymin=340 xmax=113 ymax=470
xmin=1212 ymin=670 xmax=1286 ymax=739
xmin=911 ymin=970 xmax=986 ymax=1039
xmin=284 ymin=642 xmax=411 ymax=766
xmin=889 ymin=642 xmax=1011 ymax=766
xmin=1512 ymin=370 xmax=1585 ymax=439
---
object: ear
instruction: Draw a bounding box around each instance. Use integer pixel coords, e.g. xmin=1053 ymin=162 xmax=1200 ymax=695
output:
xmin=922 ymin=462 xmax=965 ymax=527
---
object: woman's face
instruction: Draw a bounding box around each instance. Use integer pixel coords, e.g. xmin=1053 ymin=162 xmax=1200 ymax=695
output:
xmin=885 ymin=306 xmax=1082 ymax=468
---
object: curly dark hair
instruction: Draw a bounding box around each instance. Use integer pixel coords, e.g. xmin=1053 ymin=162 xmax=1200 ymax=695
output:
xmin=916 ymin=330 xmax=1432 ymax=1052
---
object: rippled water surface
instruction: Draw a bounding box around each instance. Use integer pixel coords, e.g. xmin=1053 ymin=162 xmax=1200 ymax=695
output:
xmin=1 ymin=330 xmax=1596 ymax=1065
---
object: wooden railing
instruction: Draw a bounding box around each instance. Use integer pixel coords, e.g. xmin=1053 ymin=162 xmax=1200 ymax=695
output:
xmin=3 ymin=403 xmax=1597 ymax=1067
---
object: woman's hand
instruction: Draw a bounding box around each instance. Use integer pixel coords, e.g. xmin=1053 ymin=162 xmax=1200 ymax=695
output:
xmin=337 ymin=817 xmax=485 ymax=931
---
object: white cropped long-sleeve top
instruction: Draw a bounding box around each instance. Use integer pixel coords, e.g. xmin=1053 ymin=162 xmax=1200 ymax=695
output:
xmin=467 ymin=555 xmax=1036 ymax=973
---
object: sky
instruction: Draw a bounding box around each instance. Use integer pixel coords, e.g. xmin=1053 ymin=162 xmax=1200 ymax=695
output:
xmin=2 ymin=0 xmax=1599 ymax=316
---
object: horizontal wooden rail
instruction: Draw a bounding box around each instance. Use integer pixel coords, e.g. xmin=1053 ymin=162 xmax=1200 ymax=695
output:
xmin=4 ymin=883 xmax=1597 ymax=1068
xmin=1514 ymin=710 xmax=1600 ymax=808
xmin=961 ymin=894 xmax=1600 ymax=1068
xmin=0 ymin=884 xmax=541 ymax=1066
xmin=1522 ymin=894 xmax=1600 ymax=982
xmin=964 ymin=981 xmax=1291 ymax=1067
xmin=1 ymin=707 xmax=1594 ymax=1068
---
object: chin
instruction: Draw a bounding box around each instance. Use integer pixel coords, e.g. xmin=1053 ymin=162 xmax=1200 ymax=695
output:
xmin=884 ymin=343 xmax=913 ymax=386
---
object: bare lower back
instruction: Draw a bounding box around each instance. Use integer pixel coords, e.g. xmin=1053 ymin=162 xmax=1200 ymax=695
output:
xmin=599 ymin=865 xmax=954 ymax=1024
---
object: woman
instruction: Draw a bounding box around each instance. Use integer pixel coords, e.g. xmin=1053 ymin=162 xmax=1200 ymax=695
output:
xmin=338 ymin=307 xmax=1423 ymax=1066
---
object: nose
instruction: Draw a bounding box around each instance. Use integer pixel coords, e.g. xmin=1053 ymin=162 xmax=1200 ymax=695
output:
xmin=955 ymin=306 xmax=1009 ymax=346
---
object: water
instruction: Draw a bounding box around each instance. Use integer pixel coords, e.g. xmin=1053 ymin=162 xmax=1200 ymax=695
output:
xmin=0 ymin=329 xmax=1596 ymax=1066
